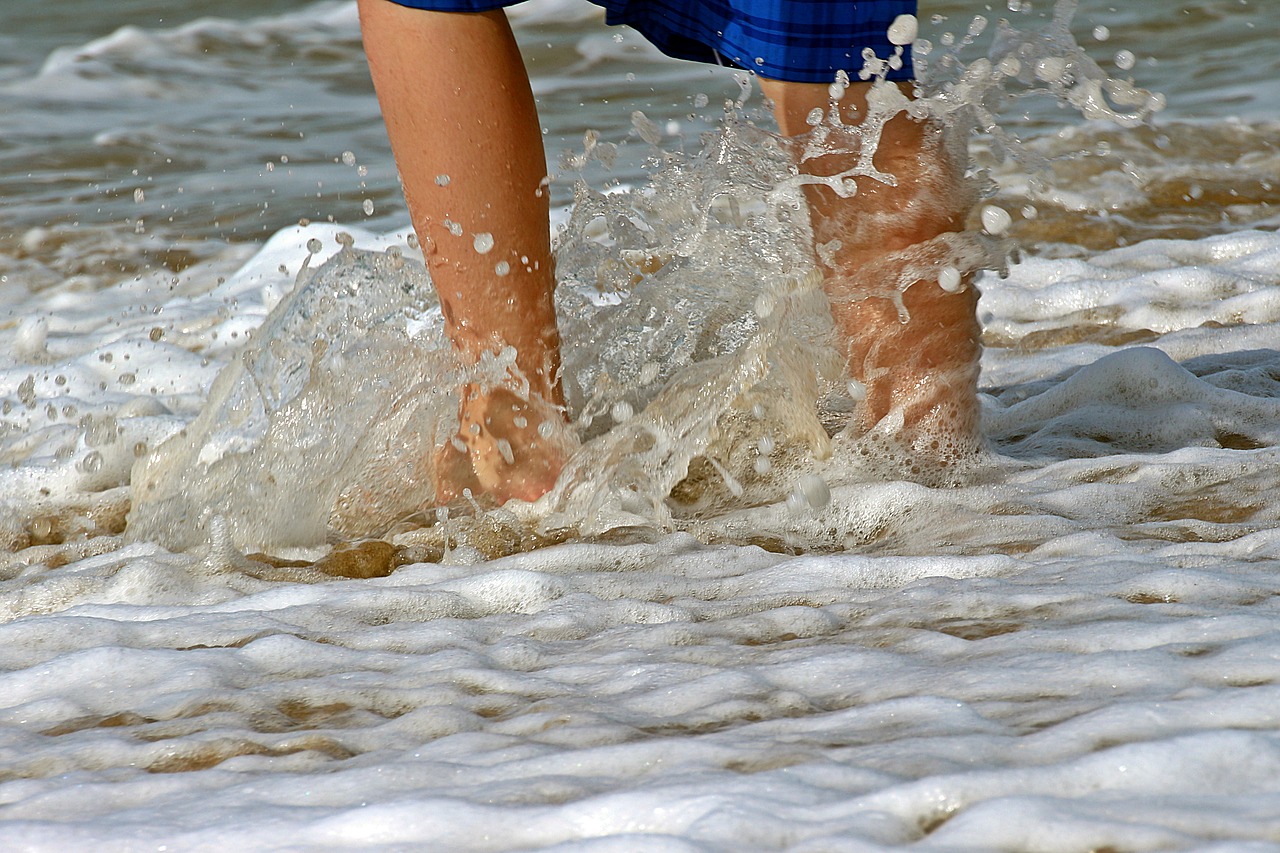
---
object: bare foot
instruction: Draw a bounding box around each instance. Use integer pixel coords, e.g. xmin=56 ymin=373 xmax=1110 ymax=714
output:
xmin=827 ymin=241 xmax=983 ymax=440
xmin=434 ymin=385 xmax=577 ymax=506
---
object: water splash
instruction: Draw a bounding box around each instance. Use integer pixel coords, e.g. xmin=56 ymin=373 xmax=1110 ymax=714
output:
xmin=120 ymin=0 xmax=1173 ymax=553
xmin=126 ymin=246 xmax=454 ymax=552
xmin=538 ymin=0 xmax=1166 ymax=536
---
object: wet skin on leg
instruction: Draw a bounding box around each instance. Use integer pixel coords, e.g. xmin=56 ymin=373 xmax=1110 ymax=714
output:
xmin=359 ymin=1 xmax=572 ymax=504
xmin=760 ymin=78 xmax=982 ymax=452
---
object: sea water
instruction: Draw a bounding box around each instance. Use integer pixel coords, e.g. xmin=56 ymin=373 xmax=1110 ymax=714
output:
xmin=3 ymin=0 xmax=1280 ymax=849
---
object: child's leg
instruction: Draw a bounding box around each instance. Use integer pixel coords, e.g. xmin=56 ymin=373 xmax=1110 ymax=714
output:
xmin=761 ymin=78 xmax=982 ymax=455
xmin=359 ymin=1 xmax=570 ymax=503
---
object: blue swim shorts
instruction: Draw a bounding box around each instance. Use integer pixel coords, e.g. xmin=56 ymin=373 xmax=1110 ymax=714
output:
xmin=384 ymin=0 xmax=916 ymax=84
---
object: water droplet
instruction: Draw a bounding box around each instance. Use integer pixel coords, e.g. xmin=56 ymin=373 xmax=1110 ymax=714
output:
xmin=1021 ymin=204 xmax=1039 ymax=220
xmin=1114 ymin=50 xmax=1136 ymax=71
xmin=1035 ymin=57 xmax=1067 ymax=83
xmin=495 ymin=438 xmax=515 ymax=466
xmin=757 ymin=435 xmax=775 ymax=454
xmin=799 ymin=474 xmax=831 ymax=509
xmin=611 ymin=401 xmax=634 ymax=422
xmin=887 ymin=14 xmax=918 ymax=46
xmin=362 ymin=199 xmax=375 ymax=216
xmin=341 ymin=150 xmax=356 ymax=166
xmin=1093 ymin=25 xmax=1110 ymax=41
xmin=632 ymin=111 xmax=662 ymax=145
xmin=693 ymin=93 xmax=709 ymax=108
xmin=79 ymin=450 xmax=103 ymax=474
xmin=435 ymin=174 xmax=450 ymax=187
xmin=938 ymin=266 xmax=963 ymax=292
xmin=981 ymin=204 xmax=1012 ymax=235
xmin=150 ymin=327 xmax=164 ymax=342
xmin=495 ymin=260 xmax=511 ymax=276
xmin=307 ymin=237 xmax=323 ymax=254
xmin=133 ymin=188 xmax=145 ymax=203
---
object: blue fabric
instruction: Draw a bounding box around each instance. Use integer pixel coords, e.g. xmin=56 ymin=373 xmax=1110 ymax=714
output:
xmin=383 ymin=0 xmax=916 ymax=84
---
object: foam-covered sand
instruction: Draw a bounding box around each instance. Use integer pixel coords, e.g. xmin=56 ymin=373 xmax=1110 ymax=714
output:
xmin=5 ymin=219 xmax=1280 ymax=849
xmin=5 ymin=528 xmax=1280 ymax=849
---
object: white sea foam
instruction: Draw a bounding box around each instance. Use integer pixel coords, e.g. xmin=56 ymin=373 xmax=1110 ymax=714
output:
xmin=6 ymin=201 xmax=1280 ymax=845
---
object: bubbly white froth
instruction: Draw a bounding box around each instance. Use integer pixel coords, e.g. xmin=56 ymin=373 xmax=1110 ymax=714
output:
xmin=5 ymin=213 xmax=1280 ymax=847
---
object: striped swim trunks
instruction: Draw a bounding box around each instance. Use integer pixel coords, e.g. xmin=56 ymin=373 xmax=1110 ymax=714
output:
xmin=384 ymin=0 xmax=916 ymax=84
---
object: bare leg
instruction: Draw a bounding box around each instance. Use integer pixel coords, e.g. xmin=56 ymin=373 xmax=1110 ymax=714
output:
xmin=761 ymin=78 xmax=982 ymax=460
xmin=359 ymin=1 xmax=571 ymax=504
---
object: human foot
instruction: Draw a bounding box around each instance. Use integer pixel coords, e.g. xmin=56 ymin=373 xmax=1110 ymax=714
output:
xmin=825 ymin=238 xmax=983 ymax=443
xmin=434 ymin=384 xmax=577 ymax=506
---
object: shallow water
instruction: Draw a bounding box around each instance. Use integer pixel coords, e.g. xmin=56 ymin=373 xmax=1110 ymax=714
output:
xmin=3 ymin=1 xmax=1280 ymax=849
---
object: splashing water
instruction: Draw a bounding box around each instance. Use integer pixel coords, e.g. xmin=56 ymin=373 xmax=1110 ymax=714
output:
xmin=117 ymin=0 xmax=1172 ymax=554
xmin=125 ymin=244 xmax=458 ymax=552
xmin=534 ymin=0 xmax=1167 ymax=538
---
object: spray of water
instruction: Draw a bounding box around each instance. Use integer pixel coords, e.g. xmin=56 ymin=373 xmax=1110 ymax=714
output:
xmin=124 ymin=0 xmax=1165 ymax=554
